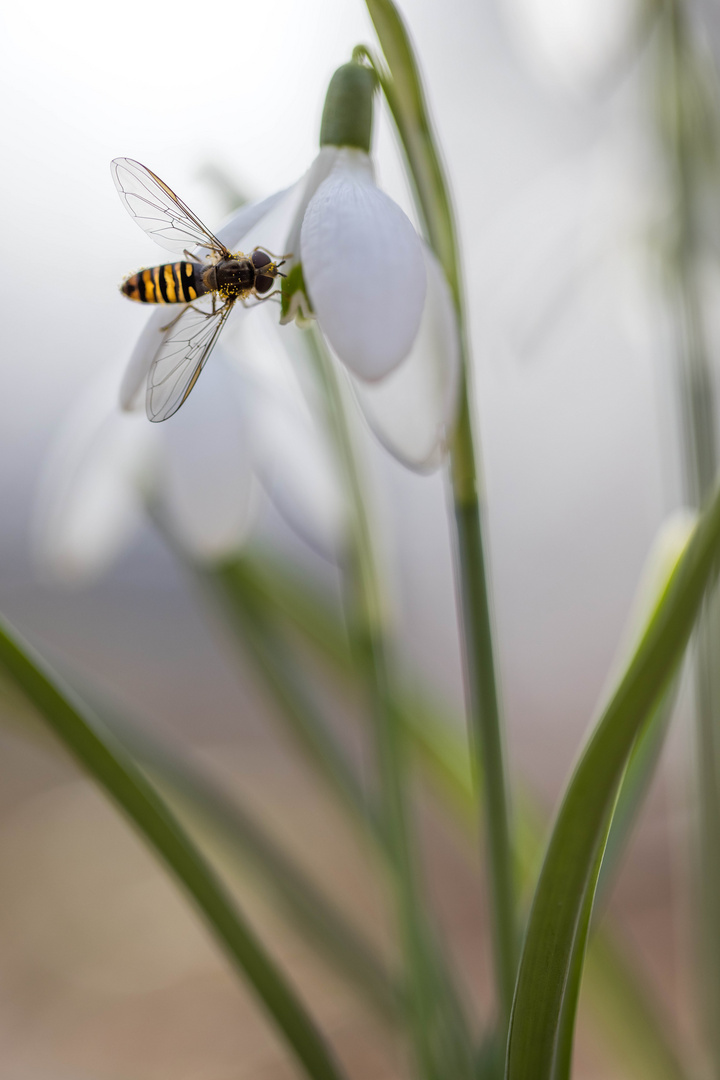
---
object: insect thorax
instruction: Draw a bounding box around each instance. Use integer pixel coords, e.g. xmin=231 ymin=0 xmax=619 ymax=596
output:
xmin=202 ymin=257 xmax=256 ymax=299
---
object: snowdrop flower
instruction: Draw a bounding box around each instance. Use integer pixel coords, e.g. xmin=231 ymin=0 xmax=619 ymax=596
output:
xmin=273 ymin=60 xmax=459 ymax=467
xmin=121 ymin=60 xmax=459 ymax=470
xmin=279 ymin=62 xmax=427 ymax=381
xmin=37 ymin=344 xmax=346 ymax=583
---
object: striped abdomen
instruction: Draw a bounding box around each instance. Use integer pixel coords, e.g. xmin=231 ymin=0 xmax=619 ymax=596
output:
xmin=121 ymin=261 xmax=207 ymax=304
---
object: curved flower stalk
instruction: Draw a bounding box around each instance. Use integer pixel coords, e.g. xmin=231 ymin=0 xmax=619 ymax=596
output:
xmin=36 ymin=346 xmax=345 ymax=582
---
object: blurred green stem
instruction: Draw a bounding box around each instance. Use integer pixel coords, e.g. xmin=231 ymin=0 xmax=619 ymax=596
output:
xmin=450 ymin=379 xmax=517 ymax=1030
xmin=305 ymin=325 xmax=470 ymax=1080
xmin=360 ymin=0 xmax=517 ymax=1030
xmin=657 ymin=3 xmax=720 ymax=1070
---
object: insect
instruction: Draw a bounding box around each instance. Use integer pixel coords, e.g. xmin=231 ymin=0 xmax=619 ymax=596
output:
xmin=112 ymin=157 xmax=287 ymax=422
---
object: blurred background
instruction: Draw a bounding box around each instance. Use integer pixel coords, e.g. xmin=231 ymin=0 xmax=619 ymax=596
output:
xmin=0 ymin=0 xmax=717 ymax=1077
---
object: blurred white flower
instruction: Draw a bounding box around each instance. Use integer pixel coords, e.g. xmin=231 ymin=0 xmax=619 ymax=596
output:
xmin=36 ymin=375 xmax=154 ymax=582
xmin=37 ymin=342 xmax=346 ymax=582
xmin=500 ymin=0 xmax=637 ymax=93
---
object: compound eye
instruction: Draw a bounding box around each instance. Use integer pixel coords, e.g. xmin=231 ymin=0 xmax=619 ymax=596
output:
xmin=252 ymin=250 xmax=272 ymax=269
xmin=255 ymin=274 xmax=274 ymax=294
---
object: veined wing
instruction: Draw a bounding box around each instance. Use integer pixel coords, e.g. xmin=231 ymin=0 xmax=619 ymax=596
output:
xmin=146 ymin=296 xmax=235 ymax=422
xmin=111 ymin=157 xmax=230 ymax=257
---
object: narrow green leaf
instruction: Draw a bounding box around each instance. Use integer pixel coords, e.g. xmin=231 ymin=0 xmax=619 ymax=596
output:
xmin=506 ymin=494 xmax=720 ymax=1080
xmin=362 ymin=0 xmax=459 ymax=294
xmin=361 ymin=0 xmax=425 ymax=121
xmin=551 ymin=683 xmax=679 ymax=1080
xmin=598 ymin=682 xmax=677 ymax=904
xmin=550 ymin=849 xmax=602 ymax=1080
xmin=0 ymin=615 xmax=345 ymax=1080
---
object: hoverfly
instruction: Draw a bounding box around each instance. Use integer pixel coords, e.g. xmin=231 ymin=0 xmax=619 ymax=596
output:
xmin=112 ymin=157 xmax=287 ymax=422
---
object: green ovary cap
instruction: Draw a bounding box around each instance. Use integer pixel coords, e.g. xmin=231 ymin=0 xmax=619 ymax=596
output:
xmin=320 ymin=62 xmax=377 ymax=153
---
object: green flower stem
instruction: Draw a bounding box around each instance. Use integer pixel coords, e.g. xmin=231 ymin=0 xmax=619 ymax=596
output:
xmin=451 ymin=384 xmax=517 ymax=1029
xmin=305 ymin=325 xmax=467 ymax=1080
xmin=361 ymin=0 xmax=517 ymax=1029
xmin=0 ymin=616 xmax=345 ymax=1080
xmin=655 ymin=4 xmax=720 ymax=1070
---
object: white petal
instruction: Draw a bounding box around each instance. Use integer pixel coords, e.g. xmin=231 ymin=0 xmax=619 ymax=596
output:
xmin=301 ymin=148 xmax=426 ymax=379
xmin=157 ymin=356 xmax=256 ymax=559
xmin=351 ymin=247 xmax=460 ymax=470
xmin=230 ymin=314 xmax=347 ymax=556
xmin=213 ymin=184 xmax=300 ymax=255
xmin=35 ymin=374 xmax=156 ymax=582
xmin=119 ymin=307 xmax=168 ymax=412
xmin=282 ymin=146 xmax=341 ymax=275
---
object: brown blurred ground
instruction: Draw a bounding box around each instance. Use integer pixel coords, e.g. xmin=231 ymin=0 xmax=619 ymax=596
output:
xmin=0 ymin=554 xmax=698 ymax=1080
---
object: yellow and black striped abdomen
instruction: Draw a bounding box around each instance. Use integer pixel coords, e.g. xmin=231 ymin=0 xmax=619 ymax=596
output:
xmin=121 ymin=261 xmax=206 ymax=304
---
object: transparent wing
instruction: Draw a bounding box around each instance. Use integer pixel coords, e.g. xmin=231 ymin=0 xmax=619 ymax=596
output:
xmin=146 ymin=296 xmax=235 ymax=422
xmin=111 ymin=157 xmax=230 ymax=257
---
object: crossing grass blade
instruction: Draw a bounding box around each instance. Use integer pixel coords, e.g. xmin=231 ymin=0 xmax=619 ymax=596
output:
xmin=0 ymin=615 xmax=346 ymax=1080
xmin=551 ymin=683 xmax=682 ymax=1080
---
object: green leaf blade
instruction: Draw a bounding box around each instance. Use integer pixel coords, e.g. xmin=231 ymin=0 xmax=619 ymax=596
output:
xmin=0 ymin=615 xmax=345 ymax=1080
xmin=506 ymin=499 xmax=720 ymax=1080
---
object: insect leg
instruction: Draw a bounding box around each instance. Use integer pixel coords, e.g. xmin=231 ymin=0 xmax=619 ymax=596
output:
xmin=250 ymin=246 xmax=293 ymax=260
xmin=160 ymin=301 xmax=216 ymax=332
xmin=160 ymin=308 xmax=191 ymax=332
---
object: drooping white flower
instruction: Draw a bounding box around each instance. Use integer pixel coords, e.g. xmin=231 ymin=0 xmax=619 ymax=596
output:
xmin=37 ymin=342 xmax=346 ymax=582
